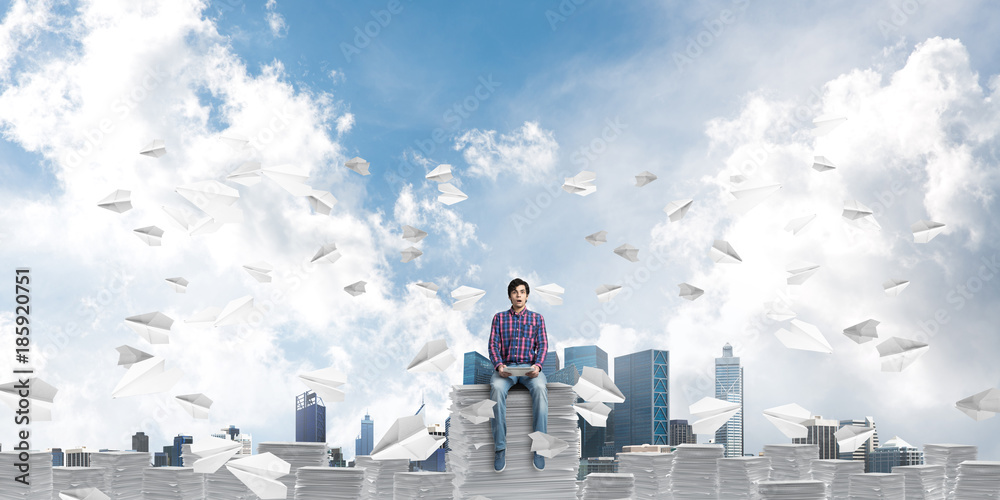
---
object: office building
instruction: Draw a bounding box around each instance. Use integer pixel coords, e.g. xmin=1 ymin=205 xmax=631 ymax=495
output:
xmin=578 ymin=456 xmax=617 ymax=480
xmin=328 ymin=447 xmax=347 ymax=467
xmin=171 ymin=436 xmax=192 ymax=466
xmin=838 ymin=417 xmax=879 ymax=472
xmin=414 ymin=423 xmax=448 ymax=472
xmin=565 ymin=345 xmax=611 ymax=458
xmin=669 ymin=420 xmax=696 ymax=446
xmin=613 ymin=349 xmax=670 ymax=453
xmin=869 ymin=436 xmax=923 ymax=473
xmin=162 ymin=446 xmax=174 ymax=466
xmin=542 ymin=351 xmax=560 ymax=377
xmin=565 ymin=346 xmax=609 ymax=375
xmin=296 ymin=391 xmax=326 ymax=443
xmin=355 ymin=412 xmax=374 ymax=456
xmin=50 ymin=448 xmax=64 ymax=467
xmin=791 ymin=416 xmax=840 ymax=459
xmin=66 ymin=447 xmax=91 ymax=467
xmin=153 ymin=452 xmax=168 ymax=467
xmin=549 ymin=365 xmax=579 ymax=386
xmin=221 ymin=425 xmax=240 ymax=440
xmin=463 ymin=351 xmax=494 ymax=385
xmin=622 ymin=444 xmax=671 ymax=453
xmin=714 ymin=343 xmax=744 ymax=458
xmin=236 ymin=433 xmax=252 ymax=455
xmin=131 ymin=432 xmax=149 ymax=452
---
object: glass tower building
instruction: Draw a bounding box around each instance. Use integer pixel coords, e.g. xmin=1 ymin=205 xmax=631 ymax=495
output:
xmin=869 ymin=436 xmax=923 ymax=473
xmin=565 ymin=345 xmax=611 ymax=458
xmin=295 ymin=391 xmax=326 ymax=443
xmin=613 ymin=349 xmax=669 ymax=453
xmin=463 ymin=351 xmax=494 ymax=385
xmin=355 ymin=412 xmax=374 ymax=456
xmin=541 ymin=350 xmax=560 ymax=377
xmin=714 ymin=343 xmax=744 ymax=457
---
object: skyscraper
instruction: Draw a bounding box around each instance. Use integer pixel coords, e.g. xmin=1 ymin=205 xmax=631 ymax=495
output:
xmin=792 ymin=416 xmax=840 ymax=459
xmin=669 ymin=420 xmax=696 ymax=446
xmin=714 ymin=343 xmax=744 ymax=458
xmin=171 ymin=436 xmax=192 ymax=466
xmin=613 ymin=349 xmax=669 ymax=453
xmin=463 ymin=351 xmax=494 ymax=385
xmin=565 ymin=346 xmax=609 ymax=374
xmin=296 ymin=391 xmax=326 ymax=443
xmin=542 ymin=350 xmax=560 ymax=377
xmin=838 ymin=417 xmax=879 ymax=472
xmin=869 ymin=436 xmax=924 ymax=473
xmin=131 ymin=432 xmax=149 ymax=452
xmin=549 ymin=365 xmax=579 ymax=386
xmin=565 ymin=345 xmax=611 ymax=458
xmin=355 ymin=412 xmax=374 ymax=456
xmin=50 ymin=448 xmax=64 ymax=467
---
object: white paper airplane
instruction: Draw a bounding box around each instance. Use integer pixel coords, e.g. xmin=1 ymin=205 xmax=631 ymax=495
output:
xmin=955 ymin=388 xmax=1000 ymax=421
xmin=176 ymin=180 xmax=242 ymax=223
xmin=115 ymin=345 xmax=154 ymax=368
xmin=214 ymin=296 xmax=254 ymax=327
xmin=185 ymin=306 xmax=222 ymax=326
xmin=426 ymin=164 xmax=453 ymax=183
xmin=371 ymin=415 xmax=446 ymax=461
xmin=133 ymin=226 xmax=164 ymax=246
xmin=573 ymin=366 xmax=625 ymax=403
xmin=299 ymin=366 xmax=347 ymax=403
xmin=262 ymin=164 xmax=311 ymax=197
xmin=243 ymin=262 xmax=273 ymax=283
xmin=614 ymin=244 xmax=640 ymax=262
xmin=535 ymin=283 xmax=565 ymax=306
xmin=843 ymin=319 xmax=880 ymax=344
xmin=585 ymin=230 xmax=608 ymax=246
xmin=876 ymin=337 xmax=928 ymax=372
xmin=784 ymin=214 xmax=817 ymax=235
xmin=812 ymin=156 xmax=836 ymax=172
xmin=97 ymin=189 xmax=132 ymax=213
xmin=678 ymin=283 xmax=704 ymax=301
xmin=175 ymin=393 xmax=213 ymax=419
xmin=573 ymin=401 xmax=612 ymax=427
xmin=190 ymin=435 xmax=242 ymax=474
xmin=710 ymin=240 xmax=742 ymax=264
xmin=729 ymin=182 xmax=781 ymax=214
xmin=562 ymin=171 xmax=597 ymax=196
xmin=0 ymin=377 xmax=57 ymax=421
xmin=842 ymin=200 xmax=881 ymax=231
xmin=139 ymin=139 xmax=166 ymax=158
xmin=528 ymin=431 xmax=569 ymax=458
xmin=762 ymin=403 xmax=812 ymax=439
xmin=226 ymin=161 xmax=262 ymax=186
xmin=345 ymin=156 xmax=371 ymax=176
xmin=344 ymin=281 xmax=367 ymax=296
xmin=307 ymin=189 xmax=337 ymax=215
xmin=401 ymin=247 xmax=423 ymax=263
xmin=59 ymin=488 xmax=110 ymax=500
xmin=111 ymin=357 xmax=182 ymax=398
xmin=460 ymin=400 xmax=497 ymax=424
xmin=165 ymin=277 xmax=189 ymax=293
xmin=812 ymin=115 xmax=847 ymax=136
xmin=407 ymin=339 xmax=456 ymax=372
xmin=664 ymin=199 xmax=693 ymax=222
xmin=125 ymin=312 xmax=173 ymax=344
xmin=438 ymin=183 xmax=468 ymax=205
xmin=882 ymin=278 xmax=910 ymax=297
xmin=775 ymin=319 xmax=833 ymax=353
xmin=595 ymin=284 xmax=622 ymax=302
xmin=226 ymin=452 xmax=291 ymax=500
xmin=402 ymin=225 xmax=428 ymax=243
xmin=451 ymin=285 xmax=485 ymax=311
xmin=635 ymin=171 xmax=657 ymax=187
xmin=311 ymin=243 xmax=342 ymax=264
xmin=413 ymin=282 xmax=438 ymax=298
xmin=911 ymin=220 xmax=946 ymax=243
xmin=690 ymin=397 xmax=741 ymax=435
xmin=835 ymin=425 xmax=876 ymax=453
xmin=786 ymin=262 xmax=820 ymax=286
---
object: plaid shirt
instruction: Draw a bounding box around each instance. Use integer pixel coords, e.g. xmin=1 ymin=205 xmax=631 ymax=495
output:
xmin=488 ymin=307 xmax=548 ymax=370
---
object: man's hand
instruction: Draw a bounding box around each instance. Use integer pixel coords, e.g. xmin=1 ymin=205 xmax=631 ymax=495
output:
xmin=498 ymin=364 xmax=512 ymax=378
xmin=526 ymin=364 xmax=540 ymax=378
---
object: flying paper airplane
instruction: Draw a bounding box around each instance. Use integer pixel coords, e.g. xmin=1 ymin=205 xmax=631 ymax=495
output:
xmin=261 ymin=165 xmax=311 ymax=197
xmin=226 ymin=452 xmax=291 ymax=500
xmin=729 ymin=182 xmax=780 ymax=214
xmin=876 ymin=337 xmax=928 ymax=372
xmin=535 ymin=283 xmax=565 ymax=306
xmin=97 ymin=189 xmax=132 ymax=213
xmin=175 ymin=393 xmax=213 ymax=419
xmin=775 ymin=319 xmax=833 ymax=353
xmin=165 ymin=277 xmax=189 ymax=293
xmin=882 ymin=278 xmax=910 ymax=297
xmin=58 ymin=488 xmax=109 ymax=500
xmin=835 ymin=425 xmax=876 ymax=453
xmin=784 ymin=214 xmax=817 ymax=235
xmin=243 ymin=262 xmax=273 ymax=283
xmin=438 ymin=183 xmax=468 ymax=205
xmin=573 ymin=401 xmax=612 ymax=427
xmin=226 ymin=161 xmax=262 ymax=186
xmin=299 ymin=366 xmax=347 ymax=403
xmin=214 ymin=296 xmax=254 ymax=327
xmin=402 ymin=225 xmax=428 ymax=243
xmin=562 ymin=171 xmax=597 ymax=196
xmin=133 ymin=226 xmax=164 ymax=246
xmin=585 ymin=230 xmax=608 ymax=246
xmin=528 ymin=431 xmax=569 ymax=458
xmin=371 ymin=415 xmax=446 ymax=461
xmin=139 ymin=139 xmax=166 ymax=158
xmin=407 ymin=339 xmax=456 ymax=372
xmin=635 ymin=171 xmax=657 ymax=187
xmin=762 ymin=403 xmax=812 ymax=439
xmin=678 ymin=283 xmax=704 ymax=301
xmin=812 ymin=156 xmax=836 ymax=172
xmin=843 ymin=319 xmax=880 ymax=344
xmin=176 ymin=180 xmax=242 ymax=223
xmin=812 ymin=115 xmax=847 ymax=136
xmin=426 ymin=164 xmax=453 ymax=183
xmin=595 ymin=284 xmax=622 ymax=302
xmin=460 ymin=400 xmax=497 ymax=424
xmin=842 ymin=200 xmax=881 ymax=231
xmin=710 ymin=240 xmax=742 ymax=264
xmin=190 ymin=435 xmax=242 ymax=474
xmin=307 ymin=189 xmax=337 ymax=215
xmin=955 ymin=388 xmax=1000 ymax=421
xmin=311 ymin=243 xmax=342 ymax=264
xmin=451 ymin=286 xmax=485 ymax=310
xmin=401 ymin=247 xmax=423 ymax=263
xmin=614 ymin=244 xmax=640 ymax=262
xmin=690 ymin=397 xmax=741 ymax=435
xmin=664 ymin=199 xmax=693 ymax=222
xmin=115 ymin=345 xmax=154 ymax=368
xmin=111 ymin=357 xmax=182 ymax=398
xmin=911 ymin=220 xmax=946 ymax=243
xmin=413 ymin=282 xmax=438 ymax=298
xmin=573 ymin=366 xmax=625 ymax=403
xmin=125 ymin=312 xmax=173 ymax=344
xmin=345 ymin=157 xmax=371 ymax=175
xmin=786 ymin=262 xmax=820 ymax=286
xmin=0 ymin=377 xmax=57 ymax=421
xmin=344 ymin=281 xmax=367 ymax=297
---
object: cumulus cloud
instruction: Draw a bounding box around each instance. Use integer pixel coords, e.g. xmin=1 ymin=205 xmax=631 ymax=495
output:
xmin=265 ymin=0 xmax=287 ymax=38
xmin=455 ymin=121 xmax=559 ymax=184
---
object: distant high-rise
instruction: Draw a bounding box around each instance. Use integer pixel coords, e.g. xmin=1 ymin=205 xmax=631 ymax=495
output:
xmin=221 ymin=425 xmax=240 ymax=441
xmin=565 ymin=345 xmax=611 ymax=458
xmin=236 ymin=433 xmax=252 ymax=455
xmin=565 ymin=346 xmax=609 ymax=375
xmin=153 ymin=452 xmax=168 ymax=467
xmin=66 ymin=447 xmax=92 ymax=467
xmin=714 ymin=343 xmax=744 ymax=458
xmin=51 ymin=448 xmax=64 ymax=467
xmin=869 ymin=436 xmax=923 ymax=473
xmin=463 ymin=351 xmax=494 ymax=385
xmin=613 ymin=349 xmax=670 ymax=453
xmin=296 ymin=391 xmax=326 ymax=443
xmin=132 ymin=432 xmax=149 ymax=452
xmin=171 ymin=436 xmax=192 ymax=466
xmin=669 ymin=419 xmax=696 ymax=446
xmin=542 ymin=351 xmax=560 ymax=377
xmin=355 ymin=412 xmax=374 ymax=456
xmin=328 ymin=447 xmax=347 ymax=467
xmin=549 ymin=365 xmax=579 ymax=386
xmin=162 ymin=446 xmax=174 ymax=466
xmin=792 ymin=416 xmax=841 ymax=459
xmin=838 ymin=417 xmax=879 ymax=472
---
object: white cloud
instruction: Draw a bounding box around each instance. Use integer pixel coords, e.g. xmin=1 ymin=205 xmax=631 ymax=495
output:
xmin=455 ymin=121 xmax=559 ymax=184
xmin=0 ymin=0 xmax=52 ymax=80
xmin=265 ymin=0 xmax=287 ymax=38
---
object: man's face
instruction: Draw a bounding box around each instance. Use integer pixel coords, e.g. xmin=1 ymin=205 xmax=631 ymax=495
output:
xmin=509 ymin=285 xmax=528 ymax=309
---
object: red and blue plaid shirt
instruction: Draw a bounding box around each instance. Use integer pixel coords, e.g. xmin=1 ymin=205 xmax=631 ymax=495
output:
xmin=488 ymin=307 xmax=548 ymax=370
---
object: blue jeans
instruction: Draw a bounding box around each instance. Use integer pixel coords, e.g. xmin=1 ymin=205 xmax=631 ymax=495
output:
xmin=490 ymin=363 xmax=548 ymax=451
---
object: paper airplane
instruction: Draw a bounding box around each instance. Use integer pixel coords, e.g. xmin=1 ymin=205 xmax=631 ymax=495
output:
xmin=262 ymin=164 xmax=311 ymax=197
xmin=176 ymin=180 xmax=242 ymax=223
xmin=401 ymin=247 xmax=423 ymax=263
xmin=535 ymin=283 xmax=564 ymax=306
xmin=595 ymin=284 xmax=622 ymax=302
xmin=710 ymin=240 xmax=742 ymax=264
xmin=299 ymin=366 xmax=347 ymax=403
xmin=371 ymin=415 xmax=446 ymax=461
xmin=133 ymin=226 xmax=164 ymax=246
xmin=775 ymin=319 xmax=833 ymax=354
xmin=345 ymin=156 xmax=371 ymax=176
xmin=573 ymin=401 xmax=612 ymax=427
xmin=842 ymin=200 xmax=881 ymax=230
xmin=762 ymin=403 xmax=812 ymax=439
xmin=58 ymin=488 xmax=110 ymax=500
xmin=678 ymin=283 xmax=704 ymax=301
xmin=585 ymin=230 xmax=608 ymax=246
xmin=729 ymin=183 xmax=780 ymax=214
xmin=614 ymin=244 xmax=640 ymax=262
xmin=573 ymin=366 xmax=625 ymax=403
xmin=190 ymin=435 xmax=242 ymax=474
xmin=664 ymin=199 xmax=693 ymax=222
xmin=125 ymin=312 xmax=173 ymax=344
xmin=812 ymin=156 xmax=836 ymax=172
xmin=242 ymin=262 xmax=273 ymax=283
xmin=226 ymin=161 xmax=262 ymax=186
xmin=344 ymin=281 xmax=367 ymax=296
xmin=835 ymin=425 xmax=877 ymax=453
xmin=0 ymin=377 xmax=57 ymax=421
xmin=226 ymin=452 xmax=291 ymax=500
xmin=438 ymin=183 xmax=468 ymax=205
xmin=812 ymin=115 xmax=847 ymax=136
xmin=175 ymin=393 xmax=213 ymax=419
xmin=111 ymin=357 xmax=182 ymax=398
xmin=635 ymin=171 xmax=657 ymax=187
xmin=765 ymin=300 xmax=796 ymax=321
xmin=843 ymin=319 xmax=880 ymax=344
xmin=310 ymin=243 xmax=342 ymax=264
xmin=528 ymin=431 xmax=569 ymax=458
xmin=214 ymin=296 xmax=254 ymax=327
xmin=185 ymin=306 xmax=221 ymax=326
xmin=97 ymin=189 xmax=132 ymax=213
xmin=407 ymin=339 xmax=456 ymax=372
xmin=413 ymin=282 xmax=438 ymax=298
xmin=460 ymin=400 xmax=497 ymax=424
xmin=115 ymin=345 xmax=154 ymax=368
xmin=401 ymin=225 xmax=428 ymax=243
xmin=955 ymin=388 xmax=1000 ymax=421
xmin=784 ymin=214 xmax=816 ymax=235
xmin=451 ymin=285 xmax=485 ymax=311
xmin=786 ymin=262 xmax=820 ymax=285
xmin=165 ymin=277 xmax=189 ymax=293
xmin=911 ymin=220 xmax=946 ymax=243
xmin=307 ymin=189 xmax=337 ymax=215
xmin=882 ymin=278 xmax=910 ymax=297
xmin=139 ymin=139 xmax=166 ymax=158
xmin=690 ymin=397 xmax=741 ymax=435
xmin=426 ymin=164 xmax=453 ymax=183
xmin=876 ymin=337 xmax=928 ymax=372
xmin=562 ymin=171 xmax=597 ymax=196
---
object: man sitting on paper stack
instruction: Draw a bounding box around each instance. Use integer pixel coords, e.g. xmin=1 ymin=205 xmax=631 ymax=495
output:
xmin=488 ymin=278 xmax=549 ymax=472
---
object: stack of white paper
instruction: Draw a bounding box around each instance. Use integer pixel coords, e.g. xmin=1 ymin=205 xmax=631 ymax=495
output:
xmin=89 ymin=451 xmax=148 ymax=500
xmin=894 ymin=464 xmax=946 ymax=500
xmin=616 ymin=452 xmax=673 ymax=499
xmin=809 ymin=459 xmax=863 ymax=500
xmin=0 ymin=451 xmax=51 ymax=500
xmin=758 ymin=480 xmax=827 ymax=499
xmin=447 ymin=383 xmax=579 ymax=498
xmin=257 ymin=443 xmax=326 ymax=496
xmin=204 ymin=456 xmax=262 ymax=500
xmin=294 ymin=466 xmax=365 ymax=499
xmin=924 ymin=443 xmax=977 ymax=498
xmin=392 ymin=472 xmax=456 ymax=500
xmin=581 ymin=473 xmax=634 ymax=499
xmin=53 ymin=466 xmax=106 ymax=496
xmin=354 ymin=456 xmax=408 ymax=500
xmin=718 ymin=456 xmax=771 ymax=500
xmin=670 ymin=444 xmax=724 ymax=499
xmin=57 ymin=487 xmax=111 ymax=500
xmin=181 ymin=444 xmax=206 ymax=498
xmin=848 ymin=473 xmax=905 ymax=500
xmin=953 ymin=461 xmax=1000 ymax=499
xmin=764 ymin=444 xmax=817 ymax=480
xmin=142 ymin=467 xmax=203 ymax=500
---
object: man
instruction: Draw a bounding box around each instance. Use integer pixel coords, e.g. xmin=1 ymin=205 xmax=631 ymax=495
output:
xmin=488 ymin=278 xmax=549 ymax=472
